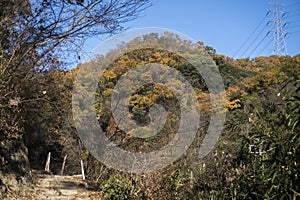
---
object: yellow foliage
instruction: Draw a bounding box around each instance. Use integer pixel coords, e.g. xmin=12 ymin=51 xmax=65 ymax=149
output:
xmin=102 ymin=70 xmax=117 ymax=79
xmin=225 ymin=86 xmax=244 ymax=111
xmin=196 ymin=92 xmax=212 ymax=113
xmin=81 ymin=150 xmax=89 ymax=160
xmin=52 ymin=129 xmax=61 ymax=135
xmin=161 ymin=57 xmax=176 ymax=66
xmin=226 ymin=99 xmax=241 ymax=110
xmin=103 ymin=88 xmax=114 ymax=97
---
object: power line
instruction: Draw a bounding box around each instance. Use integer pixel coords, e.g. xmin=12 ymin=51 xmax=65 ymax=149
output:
xmin=234 ymin=2 xmax=295 ymax=58
xmin=285 ymin=9 xmax=300 ymax=13
xmin=240 ymin=25 xmax=268 ymax=58
xmin=285 ymin=12 xmax=300 ymax=19
xmin=284 ymin=8 xmax=300 ymax=21
xmin=268 ymin=48 xmax=274 ymax=55
xmin=257 ymin=37 xmax=273 ymax=55
xmin=248 ymin=32 xmax=270 ymax=57
xmin=287 ymin=20 xmax=300 ymax=24
xmin=233 ymin=14 xmax=268 ymax=57
xmin=288 ymin=24 xmax=300 ymax=29
xmin=285 ymin=2 xmax=300 ymax=8
xmin=285 ymin=20 xmax=300 ymax=32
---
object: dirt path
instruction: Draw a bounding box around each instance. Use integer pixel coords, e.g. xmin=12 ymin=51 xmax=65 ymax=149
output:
xmin=33 ymin=174 xmax=91 ymax=199
xmin=13 ymin=173 xmax=102 ymax=200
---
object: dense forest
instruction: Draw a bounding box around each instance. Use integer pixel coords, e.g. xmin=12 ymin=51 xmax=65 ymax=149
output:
xmin=76 ymin=37 xmax=300 ymax=199
xmin=1 ymin=1 xmax=299 ymax=199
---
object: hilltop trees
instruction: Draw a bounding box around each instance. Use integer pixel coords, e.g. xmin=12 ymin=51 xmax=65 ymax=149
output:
xmin=79 ymin=33 xmax=299 ymax=198
xmin=200 ymin=55 xmax=300 ymax=199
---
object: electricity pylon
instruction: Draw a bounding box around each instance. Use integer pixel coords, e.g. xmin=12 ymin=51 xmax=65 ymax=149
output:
xmin=268 ymin=2 xmax=288 ymax=56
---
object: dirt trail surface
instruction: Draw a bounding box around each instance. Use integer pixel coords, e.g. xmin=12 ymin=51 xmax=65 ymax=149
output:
xmin=4 ymin=172 xmax=102 ymax=200
xmin=32 ymin=174 xmax=92 ymax=199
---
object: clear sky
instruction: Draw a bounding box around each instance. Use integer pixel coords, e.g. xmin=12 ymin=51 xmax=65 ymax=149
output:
xmin=85 ymin=0 xmax=300 ymax=59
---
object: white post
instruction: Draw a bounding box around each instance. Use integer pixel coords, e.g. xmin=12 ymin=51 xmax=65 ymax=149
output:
xmin=78 ymin=140 xmax=85 ymax=180
xmin=60 ymin=154 xmax=68 ymax=175
xmin=80 ymin=159 xmax=85 ymax=180
xmin=45 ymin=152 xmax=51 ymax=173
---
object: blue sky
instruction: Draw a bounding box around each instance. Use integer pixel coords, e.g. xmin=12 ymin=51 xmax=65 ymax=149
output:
xmin=85 ymin=0 xmax=300 ymax=59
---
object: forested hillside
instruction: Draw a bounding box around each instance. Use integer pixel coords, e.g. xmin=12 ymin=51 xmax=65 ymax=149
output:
xmin=2 ymin=31 xmax=299 ymax=199
xmin=79 ymin=34 xmax=300 ymax=199
xmin=0 ymin=1 xmax=299 ymax=199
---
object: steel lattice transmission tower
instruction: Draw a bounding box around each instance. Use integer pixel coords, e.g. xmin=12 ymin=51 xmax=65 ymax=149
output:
xmin=268 ymin=2 xmax=288 ymax=55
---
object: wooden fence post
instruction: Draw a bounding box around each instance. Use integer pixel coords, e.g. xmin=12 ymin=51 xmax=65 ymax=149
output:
xmin=45 ymin=152 xmax=51 ymax=173
xmin=78 ymin=140 xmax=85 ymax=180
xmin=60 ymin=154 xmax=68 ymax=175
xmin=80 ymin=159 xmax=85 ymax=180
